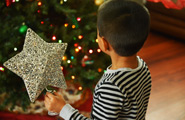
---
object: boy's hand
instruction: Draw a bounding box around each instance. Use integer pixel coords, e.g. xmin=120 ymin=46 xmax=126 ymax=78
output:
xmin=44 ymin=92 xmax=66 ymax=113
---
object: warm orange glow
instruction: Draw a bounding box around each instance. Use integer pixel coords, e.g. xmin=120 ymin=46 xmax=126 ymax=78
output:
xmin=78 ymin=86 xmax=82 ymax=90
xmin=78 ymin=35 xmax=83 ymax=39
xmin=64 ymin=23 xmax=68 ymax=27
xmin=75 ymin=48 xmax=79 ymax=53
xmin=62 ymin=56 xmax=67 ymax=61
xmin=38 ymin=1 xmax=42 ymax=6
xmin=71 ymin=76 xmax=75 ymax=80
xmin=72 ymin=25 xmax=76 ymax=29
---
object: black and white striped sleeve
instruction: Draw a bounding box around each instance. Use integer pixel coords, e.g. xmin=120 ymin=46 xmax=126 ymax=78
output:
xmin=59 ymin=104 xmax=90 ymax=120
xmin=91 ymin=82 xmax=124 ymax=120
xmin=59 ymin=82 xmax=124 ymax=120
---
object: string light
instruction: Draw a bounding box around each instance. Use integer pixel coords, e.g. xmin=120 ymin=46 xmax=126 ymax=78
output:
xmin=71 ymin=76 xmax=75 ymax=80
xmin=64 ymin=23 xmax=68 ymax=27
xmin=64 ymin=0 xmax=67 ymax=2
xmin=60 ymin=0 xmax=63 ymax=4
xmin=78 ymin=46 xmax=82 ymax=50
xmin=12 ymin=0 xmax=15 ymax=3
xmin=61 ymin=66 xmax=64 ymax=71
xmin=58 ymin=40 xmax=62 ymax=43
xmin=52 ymin=35 xmax=56 ymax=41
xmin=62 ymin=56 xmax=67 ymax=61
xmin=67 ymin=60 xmax=71 ymax=64
xmin=14 ymin=47 xmax=17 ymax=51
xmin=71 ymin=56 xmax=74 ymax=60
xmin=96 ymin=39 xmax=99 ymax=43
xmin=73 ymin=37 xmax=77 ymax=40
xmin=98 ymin=68 xmax=102 ymax=72
xmin=77 ymin=17 xmax=81 ymax=22
xmin=78 ymin=86 xmax=83 ymax=91
xmin=74 ymin=43 xmax=78 ymax=47
xmin=89 ymin=49 xmax=93 ymax=54
xmin=0 ymin=67 xmax=4 ymax=72
xmin=72 ymin=25 xmax=76 ymax=29
xmin=15 ymin=0 xmax=19 ymax=2
xmin=78 ymin=35 xmax=83 ymax=39
xmin=97 ymin=48 xmax=101 ymax=53
xmin=41 ymin=21 xmax=44 ymax=24
xmin=75 ymin=48 xmax=79 ymax=53
xmin=38 ymin=1 xmax=42 ymax=6
xmin=37 ymin=10 xmax=41 ymax=13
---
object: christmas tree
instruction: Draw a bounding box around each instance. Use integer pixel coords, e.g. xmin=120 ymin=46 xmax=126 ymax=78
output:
xmin=0 ymin=0 xmax=109 ymax=111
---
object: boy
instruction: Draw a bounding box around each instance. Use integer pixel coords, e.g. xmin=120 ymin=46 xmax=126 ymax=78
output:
xmin=44 ymin=0 xmax=151 ymax=119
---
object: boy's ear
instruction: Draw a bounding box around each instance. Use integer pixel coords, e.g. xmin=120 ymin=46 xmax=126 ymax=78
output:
xmin=101 ymin=37 xmax=110 ymax=52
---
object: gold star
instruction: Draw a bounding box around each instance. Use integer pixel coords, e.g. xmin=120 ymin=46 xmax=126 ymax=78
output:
xmin=3 ymin=28 xmax=67 ymax=102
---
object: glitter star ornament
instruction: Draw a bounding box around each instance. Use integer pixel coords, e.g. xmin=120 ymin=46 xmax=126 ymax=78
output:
xmin=3 ymin=28 xmax=67 ymax=102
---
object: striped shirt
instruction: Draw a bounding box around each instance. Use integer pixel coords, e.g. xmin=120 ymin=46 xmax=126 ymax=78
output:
xmin=60 ymin=56 xmax=152 ymax=120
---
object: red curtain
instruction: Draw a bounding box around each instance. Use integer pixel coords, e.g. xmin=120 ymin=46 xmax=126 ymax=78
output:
xmin=148 ymin=0 xmax=185 ymax=9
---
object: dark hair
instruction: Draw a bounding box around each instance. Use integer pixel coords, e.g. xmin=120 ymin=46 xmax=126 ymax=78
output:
xmin=97 ymin=0 xmax=150 ymax=56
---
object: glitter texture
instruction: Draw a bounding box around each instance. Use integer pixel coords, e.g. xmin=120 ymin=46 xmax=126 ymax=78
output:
xmin=3 ymin=28 xmax=67 ymax=102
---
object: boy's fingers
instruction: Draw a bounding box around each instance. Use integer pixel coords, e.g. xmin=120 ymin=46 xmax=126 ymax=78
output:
xmin=53 ymin=92 xmax=60 ymax=96
xmin=46 ymin=92 xmax=54 ymax=99
xmin=44 ymin=95 xmax=50 ymax=102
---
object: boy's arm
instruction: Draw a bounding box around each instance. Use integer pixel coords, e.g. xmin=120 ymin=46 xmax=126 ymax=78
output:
xmin=60 ymin=104 xmax=90 ymax=120
xmin=45 ymin=82 xmax=124 ymax=120
xmin=44 ymin=92 xmax=91 ymax=120
xmin=61 ymin=83 xmax=124 ymax=120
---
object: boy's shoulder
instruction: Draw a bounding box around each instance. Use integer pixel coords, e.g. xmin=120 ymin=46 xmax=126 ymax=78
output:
xmin=100 ymin=57 xmax=150 ymax=94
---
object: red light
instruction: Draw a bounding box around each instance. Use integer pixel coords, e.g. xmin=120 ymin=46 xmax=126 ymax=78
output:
xmin=74 ymin=43 xmax=78 ymax=47
xmin=77 ymin=17 xmax=81 ymax=22
xmin=41 ymin=21 xmax=44 ymax=24
xmin=52 ymin=35 xmax=56 ymax=40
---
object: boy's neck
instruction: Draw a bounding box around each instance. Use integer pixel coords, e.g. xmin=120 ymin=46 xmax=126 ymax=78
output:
xmin=110 ymin=54 xmax=138 ymax=70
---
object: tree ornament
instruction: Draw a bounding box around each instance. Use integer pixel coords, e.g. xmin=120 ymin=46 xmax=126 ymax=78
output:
xmin=3 ymin=28 xmax=68 ymax=102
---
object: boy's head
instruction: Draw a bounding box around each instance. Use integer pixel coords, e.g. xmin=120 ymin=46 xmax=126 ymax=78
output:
xmin=97 ymin=0 xmax=150 ymax=56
